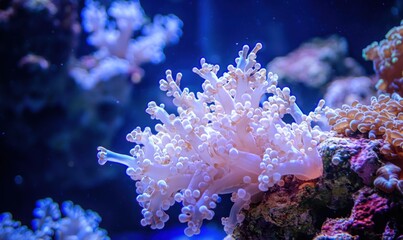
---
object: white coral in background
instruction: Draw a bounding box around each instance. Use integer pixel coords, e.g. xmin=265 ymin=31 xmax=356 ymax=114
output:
xmin=71 ymin=0 xmax=183 ymax=89
xmin=97 ymin=43 xmax=327 ymax=236
xmin=0 ymin=198 xmax=108 ymax=240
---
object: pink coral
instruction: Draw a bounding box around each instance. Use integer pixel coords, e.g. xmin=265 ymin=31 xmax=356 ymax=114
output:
xmin=267 ymin=36 xmax=363 ymax=88
xmin=317 ymin=187 xmax=390 ymax=239
xmin=348 ymin=139 xmax=382 ymax=185
xmin=317 ymin=218 xmax=355 ymax=239
xmin=325 ymin=94 xmax=403 ymax=161
xmin=97 ymin=43 xmax=327 ymax=236
xmin=324 ymin=76 xmax=375 ymax=108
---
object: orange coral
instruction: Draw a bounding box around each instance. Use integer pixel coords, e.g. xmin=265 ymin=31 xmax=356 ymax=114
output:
xmin=325 ymin=94 xmax=403 ymax=161
xmin=363 ymin=21 xmax=403 ymax=96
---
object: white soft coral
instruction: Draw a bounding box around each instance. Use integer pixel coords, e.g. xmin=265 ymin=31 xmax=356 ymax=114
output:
xmin=98 ymin=43 xmax=326 ymax=236
xmin=71 ymin=0 xmax=183 ymax=88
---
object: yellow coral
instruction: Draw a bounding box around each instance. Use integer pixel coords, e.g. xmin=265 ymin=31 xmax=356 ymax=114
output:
xmin=325 ymin=94 xmax=403 ymax=161
xmin=363 ymin=21 xmax=403 ymax=95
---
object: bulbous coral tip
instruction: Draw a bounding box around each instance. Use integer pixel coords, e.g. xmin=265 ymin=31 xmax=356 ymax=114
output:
xmin=97 ymin=146 xmax=108 ymax=165
xmin=253 ymin=42 xmax=263 ymax=53
xmin=240 ymin=45 xmax=249 ymax=56
xmin=192 ymin=67 xmax=199 ymax=73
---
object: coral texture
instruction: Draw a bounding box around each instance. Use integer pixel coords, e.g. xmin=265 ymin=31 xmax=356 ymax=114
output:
xmin=233 ymin=137 xmax=402 ymax=239
xmin=233 ymin=137 xmax=369 ymax=239
xmin=324 ymin=76 xmax=375 ymax=108
xmin=0 ymin=198 xmax=108 ymax=240
xmin=374 ymin=162 xmax=403 ymax=195
xmin=350 ymin=188 xmax=389 ymax=231
xmin=97 ymin=43 xmax=327 ymax=236
xmin=325 ymin=94 xmax=403 ymax=161
xmin=363 ymin=20 xmax=403 ymax=96
xmin=267 ymin=36 xmax=364 ymax=88
xmin=316 ymin=187 xmax=402 ymax=239
xmin=71 ymin=0 xmax=183 ymax=89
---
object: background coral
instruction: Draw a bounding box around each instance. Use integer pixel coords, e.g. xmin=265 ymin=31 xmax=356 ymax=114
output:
xmin=70 ymin=0 xmax=183 ymax=89
xmin=267 ymin=36 xmax=364 ymax=88
xmin=0 ymin=198 xmax=109 ymax=240
xmin=324 ymin=76 xmax=376 ymax=108
xmin=363 ymin=20 xmax=403 ymax=96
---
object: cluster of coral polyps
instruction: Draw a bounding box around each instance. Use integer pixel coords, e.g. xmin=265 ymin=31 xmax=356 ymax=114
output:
xmin=325 ymin=93 xmax=403 ymax=161
xmin=97 ymin=43 xmax=327 ymax=236
xmin=363 ymin=20 xmax=403 ymax=96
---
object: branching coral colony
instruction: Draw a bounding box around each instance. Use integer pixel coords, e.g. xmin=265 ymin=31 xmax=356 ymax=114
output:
xmin=97 ymin=43 xmax=327 ymax=236
xmin=71 ymin=0 xmax=183 ymax=89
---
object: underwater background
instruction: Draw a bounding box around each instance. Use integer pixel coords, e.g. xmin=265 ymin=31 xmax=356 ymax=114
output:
xmin=0 ymin=0 xmax=402 ymax=239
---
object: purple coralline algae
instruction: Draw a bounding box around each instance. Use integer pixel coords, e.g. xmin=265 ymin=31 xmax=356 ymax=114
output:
xmin=316 ymin=187 xmax=402 ymax=239
xmin=350 ymin=188 xmax=389 ymax=232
